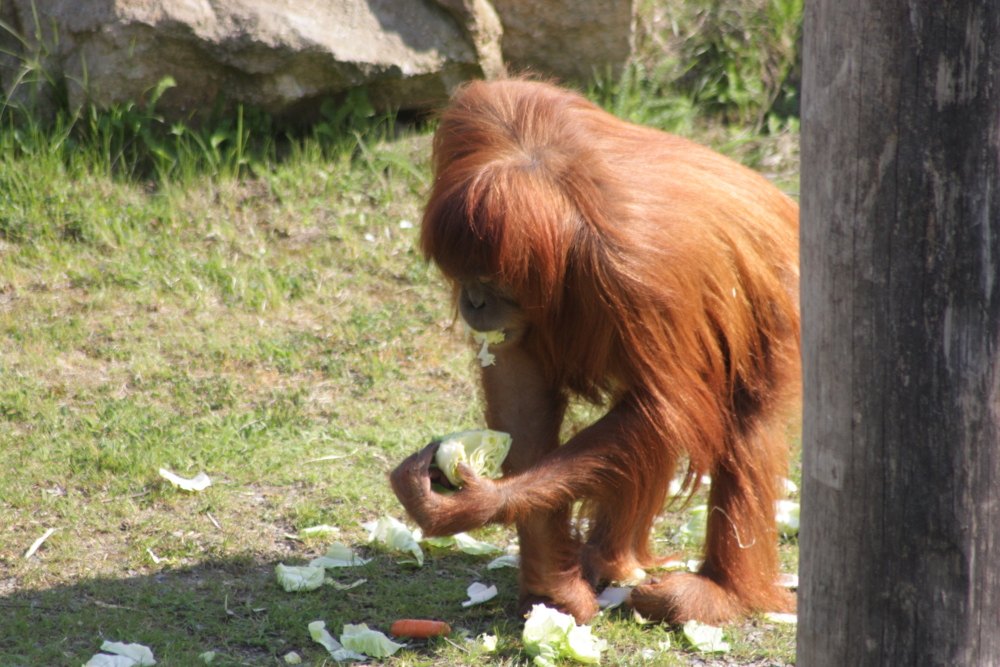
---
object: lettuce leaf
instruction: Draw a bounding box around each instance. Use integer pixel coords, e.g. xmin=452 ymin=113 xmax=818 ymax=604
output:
xmin=487 ymin=553 xmax=520 ymax=569
xmin=309 ymin=542 xmax=372 ymax=568
xmin=461 ymin=582 xmax=498 ymax=607
xmin=158 ymin=468 xmax=211 ymax=491
xmin=522 ymin=604 xmax=606 ymax=666
xmin=340 ymin=623 xmax=405 ymax=658
xmin=682 ymin=620 xmax=731 ymax=653
xmin=423 ymin=532 xmax=502 ymax=555
xmin=308 ymin=620 xmax=366 ymax=661
xmin=434 ymin=430 xmax=511 ymax=486
xmin=469 ymin=328 xmax=506 ymax=367
xmin=84 ymin=641 xmax=157 ymax=667
xmin=364 ymin=516 xmax=424 ymax=566
xmin=275 ymin=563 xmax=326 ymax=592
xmin=775 ymin=500 xmax=800 ymax=536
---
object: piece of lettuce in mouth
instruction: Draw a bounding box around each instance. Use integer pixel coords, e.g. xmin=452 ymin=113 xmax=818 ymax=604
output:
xmin=433 ymin=429 xmax=512 ymax=487
xmin=464 ymin=324 xmax=506 ymax=367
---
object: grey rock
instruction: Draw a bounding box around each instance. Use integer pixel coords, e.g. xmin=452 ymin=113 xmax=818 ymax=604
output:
xmin=0 ymin=0 xmax=504 ymax=118
xmin=492 ymin=0 xmax=634 ymax=84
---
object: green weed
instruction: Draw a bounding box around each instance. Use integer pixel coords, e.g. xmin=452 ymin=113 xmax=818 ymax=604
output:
xmin=591 ymin=0 xmax=802 ymax=145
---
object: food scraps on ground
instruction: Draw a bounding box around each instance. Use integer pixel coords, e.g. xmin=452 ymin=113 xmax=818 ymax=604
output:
xmin=158 ymin=468 xmax=211 ymax=491
xmin=83 ymin=641 xmax=157 ymax=667
xmin=487 ymin=552 xmax=520 ymax=569
xmin=682 ymin=620 xmax=731 ymax=653
xmin=389 ymin=619 xmax=452 ymax=639
xmin=474 ymin=634 xmax=499 ymax=653
xmin=775 ymin=499 xmax=800 ymax=536
xmin=462 ymin=581 xmax=498 ymax=607
xmin=364 ymin=516 xmax=424 ymax=566
xmin=340 ymin=623 xmax=406 ymax=657
xmin=422 ymin=532 xmax=502 ymax=554
xmin=274 ymin=563 xmax=326 ymax=592
xmin=595 ymin=587 xmax=632 ymax=610
xmin=309 ymin=542 xmax=372 ymax=568
xmin=308 ymin=621 xmax=366 ymax=662
xmin=522 ymin=604 xmax=606 ymax=666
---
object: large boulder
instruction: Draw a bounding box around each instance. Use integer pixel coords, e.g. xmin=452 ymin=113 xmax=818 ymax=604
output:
xmin=0 ymin=0 xmax=504 ymax=119
xmin=492 ymin=0 xmax=634 ymax=84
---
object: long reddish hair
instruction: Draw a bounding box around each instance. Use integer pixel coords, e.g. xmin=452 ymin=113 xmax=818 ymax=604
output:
xmin=421 ymin=79 xmax=800 ymax=603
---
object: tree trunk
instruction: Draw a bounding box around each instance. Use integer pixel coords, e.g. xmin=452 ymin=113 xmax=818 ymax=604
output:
xmin=798 ymin=1 xmax=1000 ymax=665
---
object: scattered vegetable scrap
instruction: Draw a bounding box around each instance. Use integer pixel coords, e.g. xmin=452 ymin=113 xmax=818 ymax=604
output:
xmin=462 ymin=581 xmax=498 ymax=607
xmin=777 ymin=573 xmax=799 ymax=588
xmin=340 ymin=623 xmax=406 ymax=658
xmin=276 ymin=541 xmax=373 ymax=592
xmin=309 ymin=542 xmax=372 ymax=568
xmin=390 ymin=619 xmax=452 ymax=639
xmin=328 ymin=578 xmax=367 ymax=591
xmin=682 ymin=620 xmax=731 ymax=653
xmin=487 ymin=553 xmax=520 ymax=569
xmin=423 ymin=532 xmax=502 ymax=555
xmin=83 ymin=641 xmax=157 ymax=667
xmin=474 ymin=634 xmax=499 ymax=653
xmin=764 ymin=612 xmax=798 ymax=624
xmin=522 ymin=604 xmax=606 ymax=666
xmin=595 ymin=587 xmax=631 ymax=610
xmin=308 ymin=621 xmax=366 ymax=662
xmin=158 ymin=468 xmax=211 ymax=491
xmin=662 ymin=558 xmax=702 ymax=573
xmin=775 ymin=500 xmax=800 ymax=536
xmin=364 ymin=516 xmax=424 ymax=565
xmin=640 ymin=640 xmax=672 ymax=659
xmin=275 ymin=563 xmax=325 ymax=592
xmin=23 ymin=527 xmax=57 ymax=559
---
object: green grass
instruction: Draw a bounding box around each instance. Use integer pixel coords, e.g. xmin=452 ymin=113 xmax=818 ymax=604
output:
xmin=0 ymin=140 xmax=799 ymax=666
xmin=0 ymin=2 xmax=801 ymax=665
xmin=623 ymin=0 xmax=803 ymax=129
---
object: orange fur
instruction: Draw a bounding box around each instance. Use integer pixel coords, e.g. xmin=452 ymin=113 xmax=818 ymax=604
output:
xmin=391 ymin=78 xmax=799 ymax=624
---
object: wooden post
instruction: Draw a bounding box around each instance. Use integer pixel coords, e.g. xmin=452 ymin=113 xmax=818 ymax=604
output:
xmin=798 ymin=1 xmax=1000 ymax=665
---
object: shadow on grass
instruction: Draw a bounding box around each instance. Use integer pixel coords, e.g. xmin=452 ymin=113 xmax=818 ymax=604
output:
xmin=0 ymin=550 xmax=524 ymax=666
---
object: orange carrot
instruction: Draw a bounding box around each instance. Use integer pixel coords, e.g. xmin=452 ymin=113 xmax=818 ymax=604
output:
xmin=390 ymin=619 xmax=452 ymax=638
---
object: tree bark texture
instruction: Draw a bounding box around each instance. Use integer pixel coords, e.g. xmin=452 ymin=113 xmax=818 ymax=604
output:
xmin=799 ymin=1 xmax=1000 ymax=665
